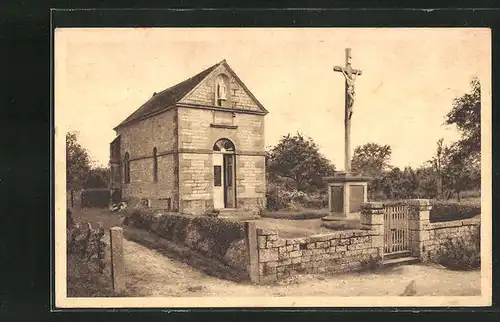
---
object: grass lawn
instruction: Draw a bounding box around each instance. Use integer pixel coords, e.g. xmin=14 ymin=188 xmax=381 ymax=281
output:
xmin=261 ymin=208 xmax=330 ymax=220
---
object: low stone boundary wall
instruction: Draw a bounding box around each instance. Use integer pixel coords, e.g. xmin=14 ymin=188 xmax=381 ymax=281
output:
xmin=124 ymin=210 xmax=249 ymax=274
xmin=255 ymin=229 xmax=381 ymax=284
xmin=123 ymin=225 xmax=250 ymax=282
xmin=121 ymin=199 xmax=481 ymax=285
xmin=419 ymin=218 xmax=480 ymax=262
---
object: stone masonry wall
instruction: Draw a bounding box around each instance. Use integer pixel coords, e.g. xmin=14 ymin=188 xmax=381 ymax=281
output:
xmin=178 ymin=152 xmax=212 ymax=214
xmin=123 ymin=154 xmax=177 ymax=208
xmin=419 ymin=218 xmax=480 ymax=262
xmin=180 ymin=63 xmax=262 ymax=112
xmin=177 ymin=107 xmax=264 ymax=152
xmin=256 ymin=229 xmax=381 ymax=284
xmin=116 ymin=109 xmax=178 ymax=209
xmin=236 ymin=155 xmax=266 ymax=210
xmin=177 ymin=107 xmax=266 ymax=213
xmin=117 ymin=109 xmax=177 ymax=157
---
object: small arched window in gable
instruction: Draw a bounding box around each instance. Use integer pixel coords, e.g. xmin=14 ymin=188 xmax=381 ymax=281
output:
xmin=124 ymin=152 xmax=130 ymax=184
xmin=215 ymin=74 xmax=230 ymax=107
xmin=153 ymin=147 xmax=158 ymax=183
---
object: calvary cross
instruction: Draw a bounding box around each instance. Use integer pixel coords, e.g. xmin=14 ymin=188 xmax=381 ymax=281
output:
xmin=333 ymin=48 xmax=362 ymax=174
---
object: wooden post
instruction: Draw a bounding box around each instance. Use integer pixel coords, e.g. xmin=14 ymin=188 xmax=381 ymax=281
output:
xmin=244 ymin=221 xmax=259 ymax=283
xmin=110 ymin=227 xmax=125 ymax=294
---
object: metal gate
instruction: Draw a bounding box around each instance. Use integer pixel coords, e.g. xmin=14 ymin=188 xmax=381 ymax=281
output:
xmin=383 ymin=204 xmax=410 ymax=255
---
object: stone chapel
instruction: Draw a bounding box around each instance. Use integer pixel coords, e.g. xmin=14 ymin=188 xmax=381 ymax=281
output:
xmin=109 ymin=60 xmax=268 ymax=214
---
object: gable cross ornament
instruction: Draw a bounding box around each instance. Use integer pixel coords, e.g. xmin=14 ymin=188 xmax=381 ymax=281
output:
xmin=333 ymin=48 xmax=362 ymax=174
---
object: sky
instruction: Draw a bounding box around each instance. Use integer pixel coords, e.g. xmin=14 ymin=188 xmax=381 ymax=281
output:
xmin=55 ymin=28 xmax=490 ymax=170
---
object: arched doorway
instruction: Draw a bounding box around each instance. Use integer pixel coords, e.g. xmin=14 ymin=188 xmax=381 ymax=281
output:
xmin=213 ymin=138 xmax=236 ymax=209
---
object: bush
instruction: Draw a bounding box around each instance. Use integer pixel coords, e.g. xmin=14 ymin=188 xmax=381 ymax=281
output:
xmin=300 ymin=191 xmax=329 ymax=209
xmin=67 ymin=222 xmax=106 ymax=274
xmin=81 ymin=188 xmax=110 ymax=208
xmin=430 ymin=199 xmax=481 ymax=222
xmin=67 ymin=221 xmax=110 ymax=297
xmin=126 ymin=209 xmax=246 ymax=266
xmin=266 ymin=183 xmax=289 ymax=210
xmin=360 ymin=254 xmax=383 ymax=272
xmin=266 ymin=183 xmax=326 ymax=211
xmin=436 ymin=226 xmax=480 ymax=270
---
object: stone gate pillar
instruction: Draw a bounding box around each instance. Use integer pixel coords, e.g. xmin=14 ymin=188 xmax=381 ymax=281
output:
xmin=360 ymin=201 xmax=385 ymax=257
xmin=408 ymin=199 xmax=432 ymax=260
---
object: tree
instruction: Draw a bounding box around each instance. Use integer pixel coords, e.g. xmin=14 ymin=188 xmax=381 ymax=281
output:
xmin=422 ymin=138 xmax=445 ymax=199
xmin=66 ymin=132 xmax=91 ymax=207
xmin=351 ymin=143 xmax=392 ymax=178
xmin=84 ymin=166 xmax=110 ymax=189
xmin=381 ymin=167 xmax=403 ymax=200
xmin=441 ymin=142 xmax=480 ymax=201
xmin=351 ymin=143 xmax=392 ymax=199
xmin=267 ymin=133 xmax=336 ymax=192
xmin=445 ymin=77 xmax=481 ymax=163
xmin=440 ymin=77 xmax=481 ymax=201
xmin=401 ymin=167 xmax=419 ymax=199
xmin=415 ymin=166 xmax=438 ymax=199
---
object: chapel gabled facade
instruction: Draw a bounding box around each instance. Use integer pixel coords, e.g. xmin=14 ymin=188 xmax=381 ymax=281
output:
xmin=110 ymin=60 xmax=268 ymax=214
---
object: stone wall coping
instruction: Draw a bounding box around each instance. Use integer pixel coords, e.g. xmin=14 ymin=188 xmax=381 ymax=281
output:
xmin=379 ymin=199 xmax=431 ymax=206
xmin=256 ymin=229 xmax=374 ymax=242
xmin=428 ymin=218 xmax=481 ymax=230
xmin=361 ymin=202 xmax=384 ymax=209
xmin=256 ymin=228 xmax=278 ymax=235
xmin=326 ymin=177 xmax=371 ymax=183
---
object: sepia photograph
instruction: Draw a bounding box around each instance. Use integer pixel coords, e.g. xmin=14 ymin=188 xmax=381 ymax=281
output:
xmin=53 ymin=27 xmax=492 ymax=308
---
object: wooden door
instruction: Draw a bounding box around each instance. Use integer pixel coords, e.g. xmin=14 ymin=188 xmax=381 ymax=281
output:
xmin=223 ymin=154 xmax=236 ymax=208
xmin=213 ymin=154 xmax=224 ymax=209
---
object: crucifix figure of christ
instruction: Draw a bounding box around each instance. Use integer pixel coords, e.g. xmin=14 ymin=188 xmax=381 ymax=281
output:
xmin=333 ymin=48 xmax=362 ymax=174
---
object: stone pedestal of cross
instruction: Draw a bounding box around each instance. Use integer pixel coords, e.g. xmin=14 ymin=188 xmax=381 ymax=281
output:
xmin=324 ymin=48 xmax=371 ymax=221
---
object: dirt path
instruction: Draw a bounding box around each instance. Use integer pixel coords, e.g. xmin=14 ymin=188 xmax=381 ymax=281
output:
xmin=121 ymin=238 xmax=480 ymax=297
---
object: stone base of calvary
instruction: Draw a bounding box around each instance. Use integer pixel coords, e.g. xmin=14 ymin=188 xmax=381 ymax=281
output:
xmin=325 ymin=48 xmax=370 ymax=220
xmin=327 ymin=172 xmax=369 ymax=219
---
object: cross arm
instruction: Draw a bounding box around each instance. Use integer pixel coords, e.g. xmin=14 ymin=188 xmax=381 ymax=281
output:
xmin=333 ymin=66 xmax=363 ymax=75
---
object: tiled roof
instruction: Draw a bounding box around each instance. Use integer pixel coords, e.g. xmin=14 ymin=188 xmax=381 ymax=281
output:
xmin=114 ymin=61 xmax=221 ymax=129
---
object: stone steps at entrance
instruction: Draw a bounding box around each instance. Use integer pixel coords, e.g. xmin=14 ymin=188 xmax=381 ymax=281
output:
xmin=381 ymin=256 xmax=419 ymax=267
xmin=383 ymin=250 xmax=412 ymax=260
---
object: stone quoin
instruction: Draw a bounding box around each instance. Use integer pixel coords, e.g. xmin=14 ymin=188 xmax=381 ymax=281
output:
xmin=109 ymin=60 xmax=268 ymax=214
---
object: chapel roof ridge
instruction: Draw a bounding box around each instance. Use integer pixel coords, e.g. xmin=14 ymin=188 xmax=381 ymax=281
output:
xmin=113 ymin=60 xmax=223 ymax=129
xmin=113 ymin=58 xmax=266 ymax=130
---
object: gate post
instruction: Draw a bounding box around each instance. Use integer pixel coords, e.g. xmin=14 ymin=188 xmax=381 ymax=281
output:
xmin=244 ymin=221 xmax=260 ymax=284
xmin=110 ymin=227 xmax=125 ymax=295
xmin=360 ymin=202 xmax=385 ymax=257
xmin=408 ymin=199 xmax=432 ymax=261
